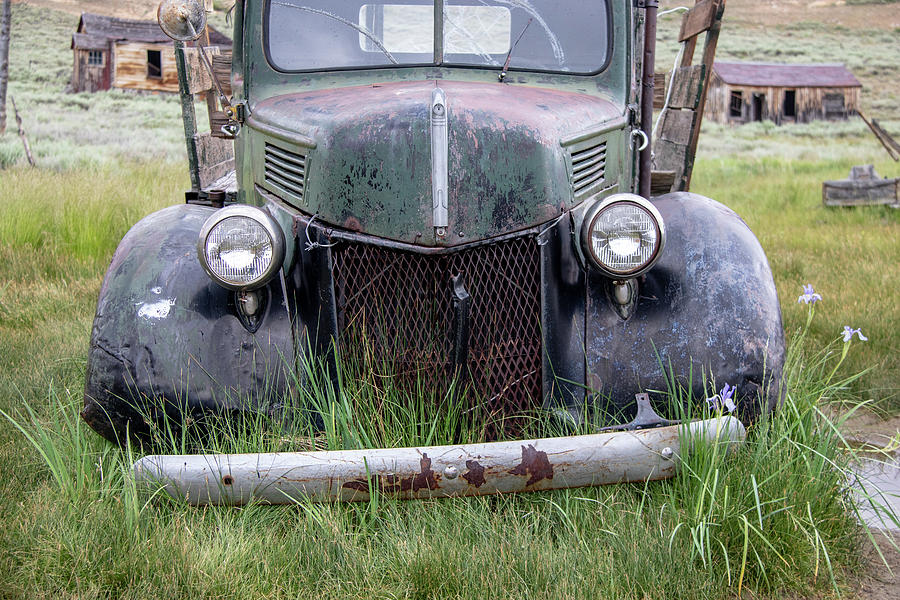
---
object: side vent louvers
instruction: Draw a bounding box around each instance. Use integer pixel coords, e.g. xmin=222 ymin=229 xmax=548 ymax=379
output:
xmin=570 ymin=140 xmax=606 ymax=196
xmin=265 ymin=143 xmax=306 ymax=200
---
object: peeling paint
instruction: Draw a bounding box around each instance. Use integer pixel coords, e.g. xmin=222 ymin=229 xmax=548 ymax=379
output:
xmin=137 ymin=298 xmax=176 ymax=320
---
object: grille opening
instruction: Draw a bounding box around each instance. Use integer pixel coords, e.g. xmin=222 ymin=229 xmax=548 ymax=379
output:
xmin=331 ymin=237 xmax=542 ymax=438
xmin=265 ymin=143 xmax=306 ymax=200
xmin=570 ymin=140 xmax=607 ymax=195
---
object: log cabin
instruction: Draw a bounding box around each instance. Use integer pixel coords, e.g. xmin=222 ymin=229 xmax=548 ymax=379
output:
xmin=71 ymin=13 xmax=231 ymax=94
xmin=704 ymin=62 xmax=861 ymax=125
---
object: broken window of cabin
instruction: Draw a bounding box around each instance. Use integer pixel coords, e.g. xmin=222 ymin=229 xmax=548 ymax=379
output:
xmin=88 ymin=50 xmax=103 ymax=66
xmin=147 ymin=50 xmax=163 ymax=79
xmin=729 ymin=90 xmax=743 ymax=118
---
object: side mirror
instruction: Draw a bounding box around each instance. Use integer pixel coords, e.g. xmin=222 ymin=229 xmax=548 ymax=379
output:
xmin=158 ymin=0 xmax=208 ymax=41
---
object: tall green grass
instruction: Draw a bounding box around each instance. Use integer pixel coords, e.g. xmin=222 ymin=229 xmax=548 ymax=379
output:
xmin=1 ymin=302 xmax=895 ymax=599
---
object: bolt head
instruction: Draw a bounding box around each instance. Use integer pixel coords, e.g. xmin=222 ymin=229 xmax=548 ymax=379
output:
xmin=443 ymin=465 xmax=459 ymax=479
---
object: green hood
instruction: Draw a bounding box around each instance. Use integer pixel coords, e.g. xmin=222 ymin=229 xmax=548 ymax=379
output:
xmin=250 ymin=80 xmax=622 ymax=245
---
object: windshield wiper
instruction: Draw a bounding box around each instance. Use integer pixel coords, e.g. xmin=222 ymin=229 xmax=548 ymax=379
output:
xmin=498 ymin=17 xmax=533 ymax=82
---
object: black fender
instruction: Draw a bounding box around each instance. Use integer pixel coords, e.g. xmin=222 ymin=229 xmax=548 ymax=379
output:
xmin=558 ymin=192 xmax=785 ymax=421
xmin=82 ymin=204 xmax=296 ymax=444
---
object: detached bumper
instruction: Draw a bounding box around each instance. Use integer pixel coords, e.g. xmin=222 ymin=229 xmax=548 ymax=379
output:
xmin=134 ymin=416 xmax=745 ymax=506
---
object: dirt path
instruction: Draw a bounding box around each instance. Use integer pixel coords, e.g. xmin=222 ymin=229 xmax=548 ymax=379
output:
xmin=856 ymin=530 xmax=900 ymax=600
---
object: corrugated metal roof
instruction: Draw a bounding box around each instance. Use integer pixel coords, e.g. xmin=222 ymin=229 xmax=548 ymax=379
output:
xmin=75 ymin=12 xmax=232 ymax=47
xmin=714 ymin=62 xmax=861 ymax=88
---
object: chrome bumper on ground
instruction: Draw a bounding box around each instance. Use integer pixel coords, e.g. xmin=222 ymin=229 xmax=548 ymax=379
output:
xmin=134 ymin=416 xmax=746 ymax=506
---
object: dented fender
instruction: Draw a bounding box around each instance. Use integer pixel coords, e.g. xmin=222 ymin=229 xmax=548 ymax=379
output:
xmin=82 ymin=204 xmax=296 ymax=444
xmin=545 ymin=192 xmax=785 ymax=420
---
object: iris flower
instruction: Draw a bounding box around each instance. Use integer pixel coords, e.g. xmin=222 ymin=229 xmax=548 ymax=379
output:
xmin=841 ymin=326 xmax=868 ymax=343
xmin=707 ymin=383 xmax=737 ymax=413
xmin=797 ymin=284 xmax=822 ymax=305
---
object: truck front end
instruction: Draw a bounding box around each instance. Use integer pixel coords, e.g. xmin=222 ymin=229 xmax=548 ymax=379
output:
xmin=84 ymin=1 xmax=783 ymax=487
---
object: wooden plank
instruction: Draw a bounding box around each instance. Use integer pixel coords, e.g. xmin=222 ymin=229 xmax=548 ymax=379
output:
xmin=182 ymin=45 xmax=221 ymax=95
xmin=195 ymin=131 xmax=235 ymax=189
xmin=823 ymin=179 xmax=899 ymax=207
xmin=650 ymin=171 xmax=677 ymax=196
xmin=857 ymin=111 xmax=899 ymax=160
xmin=212 ymin=52 xmax=233 ymax=97
xmin=209 ymin=111 xmax=231 ymax=138
xmin=657 ymin=109 xmax=696 ymax=145
xmin=653 ymin=72 xmax=667 ymax=109
xmin=653 ymin=139 xmax=689 ymax=176
xmin=668 ymin=65 xmax=705 ymax=109
xmin=679 ymin=0 xmax=717 ymax=42
xmin=681 ymin=0 xmax=724 ymax=191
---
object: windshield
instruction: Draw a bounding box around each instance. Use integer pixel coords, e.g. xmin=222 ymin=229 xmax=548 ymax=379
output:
xmin=266 ymin=1 xmax=610 ymax=74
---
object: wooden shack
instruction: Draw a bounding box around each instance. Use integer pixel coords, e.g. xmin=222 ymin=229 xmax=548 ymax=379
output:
xmin=705 ymin=62 xmax=861 ymax=125
xmin=71 ymin=13 xmax=231 ymax=94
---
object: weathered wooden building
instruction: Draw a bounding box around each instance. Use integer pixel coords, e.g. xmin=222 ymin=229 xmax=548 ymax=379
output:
xmin=71 ymin=13 xmax=231 ymax=94
xmin=705 ymin=62 xmax=861 ymax=125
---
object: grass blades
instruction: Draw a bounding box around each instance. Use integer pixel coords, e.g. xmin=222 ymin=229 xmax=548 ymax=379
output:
xmin=2 ymin=318 xmax=897 ymax=599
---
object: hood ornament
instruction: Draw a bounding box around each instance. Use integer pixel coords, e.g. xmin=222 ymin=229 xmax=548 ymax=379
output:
xmin=431 ymin=87 xmax=449 ymax=238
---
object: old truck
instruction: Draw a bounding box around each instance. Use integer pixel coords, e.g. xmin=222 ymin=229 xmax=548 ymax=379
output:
xmin=83 ymin=0 xmax=785 ymax=504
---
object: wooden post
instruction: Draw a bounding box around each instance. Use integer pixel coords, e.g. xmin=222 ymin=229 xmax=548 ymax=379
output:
xmin=0 ymin=0 xmax=11 ymax=135
xmin=10 ymin=96 xmax=35 ymax=167
xmin=681 ymin=0 xmax=724 ymax=191
xmin=174 ymin=40 xmax=201 ymax=190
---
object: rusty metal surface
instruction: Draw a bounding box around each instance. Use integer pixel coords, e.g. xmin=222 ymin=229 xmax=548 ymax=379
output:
xmin=582 ymin=192 xmax=786 ymax=421
xmin=248 ymin=80 xmax=622 ymax=246
xmin=133 ymin=416 xmax=746 ymax=505
xmin=331 ymin=232 xmax=542 ymax=434
xmin=81 ymin=204 xmax=296 ymax=445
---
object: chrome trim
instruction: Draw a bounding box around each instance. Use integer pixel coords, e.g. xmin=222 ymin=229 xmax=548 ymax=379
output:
xmin=431 ymin=87 xmax=449 ymax=236
xmin=579 ymin=193 xmax=666 ymax=279
xmin=197 ymin=205 xmax=287 ymax=291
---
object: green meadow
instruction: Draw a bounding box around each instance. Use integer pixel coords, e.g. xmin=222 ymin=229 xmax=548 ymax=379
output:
xmin=0 ymin=2 xmax=898 ymax=598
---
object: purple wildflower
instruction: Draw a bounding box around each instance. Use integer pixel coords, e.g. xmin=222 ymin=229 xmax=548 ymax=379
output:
xmin=797 ymin=284 xmax=822 ymax=305
xmin=841 ymin=326 xmax=868 ymax=343
xmin=707 ymin=383 xmax=737 ymax=413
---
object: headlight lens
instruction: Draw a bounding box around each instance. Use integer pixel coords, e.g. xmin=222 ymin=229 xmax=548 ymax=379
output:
xmin=198 ymin=206 xmax=285 ymax=290
xmin=582 ymin=194 xmax=665 ymax=278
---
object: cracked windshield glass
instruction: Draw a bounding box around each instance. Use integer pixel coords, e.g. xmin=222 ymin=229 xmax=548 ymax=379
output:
xmin=267 ymin=1 xmax=609 ymax=73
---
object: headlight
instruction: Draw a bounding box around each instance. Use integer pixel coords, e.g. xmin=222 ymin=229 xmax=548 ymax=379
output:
xmin=197 ymin=205 xmax=286 ymax=290
xmin=581 ymin=194 xmax=665 ymax=278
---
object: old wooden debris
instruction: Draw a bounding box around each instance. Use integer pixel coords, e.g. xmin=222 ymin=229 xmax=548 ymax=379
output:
xmin=823 ymin=165 xmax=899 ymax=208
xmin=10 ymin=96 xmax=34 ymax=167
xmin=652 ymin=0 xmax=724 ymax=195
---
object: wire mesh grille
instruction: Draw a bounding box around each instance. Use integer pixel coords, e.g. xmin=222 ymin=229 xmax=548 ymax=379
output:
xmin=331 ymin=236 xmax=542 ymax=432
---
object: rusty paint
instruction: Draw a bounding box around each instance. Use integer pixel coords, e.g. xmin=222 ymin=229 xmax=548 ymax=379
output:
xmin=411 ymin=454 xmax=438 ymax=492
xmin=340 ymin=455 xmax=438 ymax=495
xmin=248 ymin=80 xmax=622 ymax=247
xmin=463 ymin=459 xmax=486 ymax=488
xmin=342 ymin=216 xmax=363 ymax=232
xmin=508 ymin=444 xmax=553 ymax=486
xmin=342 ymin=479 xmax=370 ymax=493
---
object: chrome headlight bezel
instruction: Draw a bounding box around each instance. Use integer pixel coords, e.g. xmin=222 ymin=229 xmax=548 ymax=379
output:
xmin=197 ymin=205 xmax=286 ymax=291
xmin=580 ymin=193 xmax=666 ymax=279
